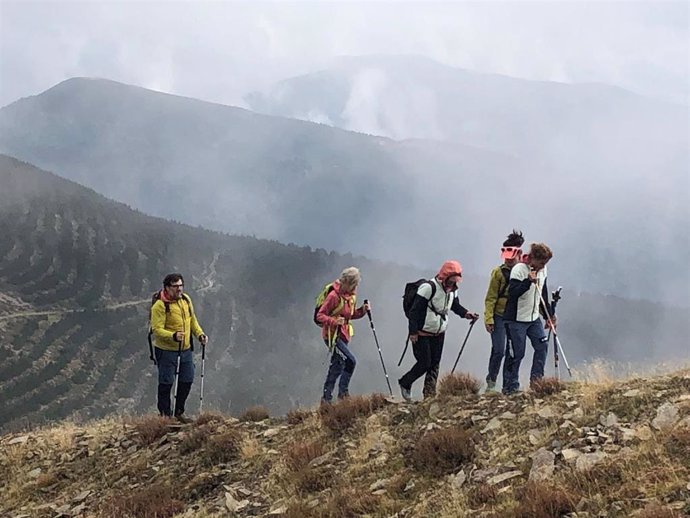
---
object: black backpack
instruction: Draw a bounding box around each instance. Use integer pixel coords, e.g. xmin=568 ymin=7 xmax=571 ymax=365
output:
xmin=147 ymin=291 xmax=194 ymax=364
xmin=402 ymin=279 xmax=439 ymax=320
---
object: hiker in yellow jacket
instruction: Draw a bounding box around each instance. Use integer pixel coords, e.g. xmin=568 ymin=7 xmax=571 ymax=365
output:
xmin=151 ymin=273 xmax=208 ymax=422
xmin=483 ymin=230 xmax=524 ymax=391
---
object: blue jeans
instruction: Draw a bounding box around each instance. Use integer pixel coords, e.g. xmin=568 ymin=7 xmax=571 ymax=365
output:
xmin=322 ymin=337 xmax=357 ymax=402
xmin=502 ymin=320 xmax=548 ymax=394
xmin=155 ymin=347 xmax=195 ymax=416
xmin=486 ymin=314 xmax=506 ymax=383
xmin=155 ymin=347 xmax=195 ymax=384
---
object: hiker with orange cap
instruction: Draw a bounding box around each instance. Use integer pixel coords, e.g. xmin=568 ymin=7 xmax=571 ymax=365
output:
xmin=483 ymin=230 xmax=525 ymax=391
xmin=398 ymin=260 xmax=479 ymax=401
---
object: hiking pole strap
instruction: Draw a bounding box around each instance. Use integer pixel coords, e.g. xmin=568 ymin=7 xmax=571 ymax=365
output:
xmin=147 ymin=331 xmax=157 ymax=365
xmin=398 ymin=337 xmax=409 ymax=366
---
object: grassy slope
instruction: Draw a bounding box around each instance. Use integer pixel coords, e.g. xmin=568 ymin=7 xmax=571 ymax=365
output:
xmin=1 ymin=368 xmax=688 ymax=518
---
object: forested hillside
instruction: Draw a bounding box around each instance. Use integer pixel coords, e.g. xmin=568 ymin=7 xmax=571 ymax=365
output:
xmin=0 ymin=155 xmax=685 ymax=432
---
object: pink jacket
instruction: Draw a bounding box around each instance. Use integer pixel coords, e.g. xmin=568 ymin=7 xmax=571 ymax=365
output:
xmin=316 ymin=280 xmax=365 ymax=343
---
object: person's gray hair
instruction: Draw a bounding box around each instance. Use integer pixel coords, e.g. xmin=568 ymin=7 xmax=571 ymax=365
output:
xmin=339 ymin=266 xmax=361 ymax=290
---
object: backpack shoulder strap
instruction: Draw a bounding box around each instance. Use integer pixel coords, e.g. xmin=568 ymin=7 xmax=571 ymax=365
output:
xmin=497 ymin=266 xmax=512 ymax=299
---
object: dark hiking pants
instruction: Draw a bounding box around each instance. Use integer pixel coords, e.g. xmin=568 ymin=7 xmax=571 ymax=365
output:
xmin=398 ymin=333 xmax=445 ymax=398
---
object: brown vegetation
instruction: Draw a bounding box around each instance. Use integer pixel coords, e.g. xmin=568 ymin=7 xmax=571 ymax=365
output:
xmin=438 ymin=372 xmax=481 ymax=397
xmin=411 ymin=426 xmax=476 ymax=475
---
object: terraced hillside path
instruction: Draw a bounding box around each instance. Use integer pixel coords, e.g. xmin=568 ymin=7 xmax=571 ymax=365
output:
xmin=0 ymin=299 xmax=148 ymax=322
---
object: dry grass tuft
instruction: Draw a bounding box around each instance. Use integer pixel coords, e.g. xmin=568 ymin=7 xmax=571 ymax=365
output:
xmin=294 ymin=467 xmax=330 ymax=493
xmin=131 ymin=415 xmax=172 ymax=445
xmin=508 ymin=482 xmax=579 ymax=518
xmin=319 ymin=394 xmax=388 ymax=432
xmin=638 ymin=503 xmax=682 ymax=518
xmin=569 ymin=459 xmax=626 ymax=496
xmin=411 ymin=426 xmax=476 ymax=476
xmin=195 ymin=411 xmax=225 ymax=426
xmin=179 ymin=426 xmax=210 ymax=454
xmin=284 ymin=501 xmax=317 ymax=518
xmin=286 ymin=408 xmax=312 ymax=425
xmin=438 ymin=372 xmax=481 ymax=397
xmin=285 ymin=439 xmax=325 ymax=472
xmin=201 ymin=430 xmax=243 ymax=465
xmin=468 ymin=483 xmax=498 ymax=506
xmin=35 ymin=472 xmax=58 ymax=488
xmin=240 ymin=405 xmax=270 ymax=422
xmin=530 ymin=376 xmax=565 ymax=397
xmin=324 ymin=487 xmax=380 ymax=518
xmin=100 ymin=483 xmax=185 ymax=518
xmin=665 ymin=427 xmax=690 ymax=466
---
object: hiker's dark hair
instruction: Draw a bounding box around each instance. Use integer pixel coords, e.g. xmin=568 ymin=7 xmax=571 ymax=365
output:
xmin=529 ymin=243 xmax=553 ymax=262
xmin=503 ymin=230 xmax=524 ymax=248
xmin=163 ymin=273 xmax=184 ymax=287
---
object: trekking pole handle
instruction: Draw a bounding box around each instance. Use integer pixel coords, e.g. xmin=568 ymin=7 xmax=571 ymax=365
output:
xmin=363 ymin=299 xmax=372 ymax=320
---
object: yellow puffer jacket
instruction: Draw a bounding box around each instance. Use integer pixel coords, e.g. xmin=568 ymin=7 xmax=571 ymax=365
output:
xmin=151 ymin=294 xmax=204 ymax=351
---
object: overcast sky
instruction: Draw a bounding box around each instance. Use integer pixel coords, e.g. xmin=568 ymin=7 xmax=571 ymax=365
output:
xmin=1 ymin=1 xmax=688 ymax=108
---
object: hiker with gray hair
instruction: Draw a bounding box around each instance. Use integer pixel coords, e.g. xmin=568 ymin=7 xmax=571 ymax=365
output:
xmin=316 ymin=267 xmax=370 ymax=404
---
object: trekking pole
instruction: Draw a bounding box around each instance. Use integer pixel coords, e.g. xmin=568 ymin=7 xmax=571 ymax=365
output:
xmin=398 ymin=337 xmax=410 ymax=367
xmin=199 ymin=342 xmax=206 ymax=414
xmin=172 ymin=335 xmax=183 ymax=416
xmin=547 ymin=287 xmax=562 ymax=379
xmin=451 ymin=318 xmax=477 ymax=374
xmin=364 ymin=300 xmax=393 ymax=396
xmin=538 ymin=291 xmax=572 ymax=377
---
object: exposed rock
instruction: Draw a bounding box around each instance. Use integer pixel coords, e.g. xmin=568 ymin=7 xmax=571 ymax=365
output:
xmin=428 ymin=403 xmax=441 ymax=419
xmin=651 ymin=403 xmax=679 ymax=431
xmin=634 ymin=425 xmax=653 ymax=441
xmin=481 ymin=417 xmax=502 ymax=434
xmin=529 ymin=448 xmax=555 ymax=481
xmin=537 ymin=406 xmax=557 ymax=419
xmin=488 ymin=470 xmax=522 ymax=485
xmin=576 ymin=451 xmax=608 ymax=472
xmin=600 ymin=412 xmax=619 ymax=428
xmin=8 ymin=435 xmax=29 ymax=445
xmin=449 ymin=470 xmax=466 ymax=489
xmin=623 ymin=389 xmax=641 ymax=397
xmin=561 ymin=448 xmax=582 ymax=462
xmin=369 ymin=478 xmax=389 ymax=491
xmin=499 ymin=411 xmax=516 ymax=420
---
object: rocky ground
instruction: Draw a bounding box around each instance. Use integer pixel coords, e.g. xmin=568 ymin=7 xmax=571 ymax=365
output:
xmin=1 ymin=370 xmax=689 ymax=518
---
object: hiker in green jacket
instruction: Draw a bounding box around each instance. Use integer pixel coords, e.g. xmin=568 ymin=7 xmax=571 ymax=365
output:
xmin=483 ymin=230 xmax=524 ymax=391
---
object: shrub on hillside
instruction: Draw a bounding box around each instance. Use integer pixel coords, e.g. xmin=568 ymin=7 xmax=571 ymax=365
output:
xmin=530 ymin=377 xmax=565 ymax=397
xmin=240 ymin=405 xmax=270 ymax=422
xmin=131 ymin=415 xmax=171 ymax=445
xmin=411 ymin=426 xmax=476 ymax=476
xmin=100 ymin=483 xmax=184 ymax=518
xmin=438 ymin=372 xmax=481 ymax=397
xmin=195 ymin=411 xmax=225 ymax=426
xmin=287 ymin=407 xmax=312 ymax=425
xmin=508 ymin=482 xmax=578 ymax=518
xmin=319 ymin=394 xmax=388 ymax=433
xmin=285 ymin=439 xmax=325 ymax=472
xmin=201 ymin=430 xmax=243 ymax=465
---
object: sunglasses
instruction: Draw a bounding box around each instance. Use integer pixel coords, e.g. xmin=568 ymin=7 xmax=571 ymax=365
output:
xmin=168 ymin=283 xmax=184 ymax=288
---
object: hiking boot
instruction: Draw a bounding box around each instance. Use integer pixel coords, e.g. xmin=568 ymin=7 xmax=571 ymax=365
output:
xmin=399 ymin=382 xmax=412 ymax=402
xmin=337 ymin=392 xmax=350 ymax=401
xmin=486 ymin=380 xmax=497 ymax=392
xmin=175 ymin=414 xmax=194 ymax=424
